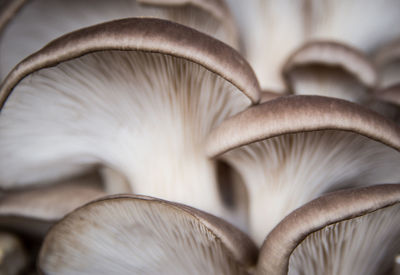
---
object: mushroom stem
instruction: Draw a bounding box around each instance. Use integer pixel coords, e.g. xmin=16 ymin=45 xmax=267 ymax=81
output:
xmin=100 ymin=167 xmax=131 ymax=194
xmin=115 ymin=147 xmax=222 ymax=215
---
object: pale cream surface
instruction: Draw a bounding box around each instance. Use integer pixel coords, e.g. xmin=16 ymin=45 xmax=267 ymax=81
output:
xmin=0 ymin=50 xmax=250 ymax=218
xmin=40 ymin=198 xmax=249 ymax=275
xmin=289 ymin=204 xmax=400 ymax=275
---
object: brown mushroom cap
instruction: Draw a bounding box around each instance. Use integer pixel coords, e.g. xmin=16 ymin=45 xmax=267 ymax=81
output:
xmin=38 ymin=195 xmax=258 ymax=275
xmin=0 ymin=0 xmax=25 ymax=33
xmin=207 ymin=95 xmax=400 ymax=157
xmin=207 ymin=95 xmax=400 ymax=243
xmin=0 ymin=0 xmax=239 ymax=81
xmin=225 ymin=0 xmax=400 ymax=91
xmin=0 ymin=18 xmax=260 ymax=220
xmin=257 ymin=184 xmax=400 ymax=275
xmin=283 ymin=41 xmax=377 ymax=103
xmin=0 ymin=18 xmax=259 ymax=106
xmin=0 ymin=173 xmax=106 ymax=236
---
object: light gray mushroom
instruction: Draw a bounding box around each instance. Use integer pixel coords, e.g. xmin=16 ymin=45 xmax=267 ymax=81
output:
xmin=283 ymin=41 xmax=377 ymax=103
xmin=207 ymin=95 xmax=400 ymax=244
xmin=225 ymin=0 xmax=400 ymax=91
xmin=0 ymin=18 xmax=260 ymax=221
xmin=0 ymin=0 xmax=238 ymax=81
xmin=257 ymin=184 xmax=400 ymax=275
xmin=38 ymin=195 xmax=258 ymax=275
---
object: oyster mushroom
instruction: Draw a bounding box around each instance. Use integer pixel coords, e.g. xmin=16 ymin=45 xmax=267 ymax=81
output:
xmin=207 ymin=95 xmax=400 ymax=244
xmin=38 ymin=195 xmax=258 ymax=275
xmin=258 ymin=184 xmax=400 ymax=275
xmin=226 ymin=0 xmax=400 ymax=91
xmin=0 ymin=173 xmax=106 ymax=237
xmin=0 ymin=0 xmax=238 ymax=81
xmin=283 ymin=41 xmax=377 ymax=103
xmin=0 ymin=18 xmax=260 ymax=219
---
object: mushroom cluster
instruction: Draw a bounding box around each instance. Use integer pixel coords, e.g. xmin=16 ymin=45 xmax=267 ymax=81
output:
xmin=0 ymin=0 xmax=400 ymax=274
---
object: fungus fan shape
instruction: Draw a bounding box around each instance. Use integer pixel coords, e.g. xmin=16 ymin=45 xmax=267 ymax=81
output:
xmin=0 ymin=19 xmax=259 ymax=221
xmin=0 ymin=0 xmax=238 ymax=81
xmin=38 ymin=195 xmax=258 ymax=275
xmin=226 ymin=0 xmax=400 ymax=91
xmin=207 ymin=95 xmax=400 ymax=243
xmin=258 ymin=184 xmax=400 ymax=275
xmin=0 ymin=0 xmax=400 ymax=274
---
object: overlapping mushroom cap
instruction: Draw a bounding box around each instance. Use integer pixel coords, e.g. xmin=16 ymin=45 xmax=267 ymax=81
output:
xmin=0 ymin=0 xmax=400 ymax=273
xmin=38 ymin=195 xmax=258 ymax=275
xmin=0 ymin=18 xmax=260 ymax=220
xmin=226 ymin=0 xmax=400 ymax=91
xmin=0 ymin=0 xmax=238 ymax=81
xmin=283 ymin=41 xmax=377 ymax=103
xmin=258 ymin=184 xmax=400 ymax=275
xmin=0 ymin=173 xmax=105 ymax=237
xmin=207 ymin=95 xmax=400 ymax=243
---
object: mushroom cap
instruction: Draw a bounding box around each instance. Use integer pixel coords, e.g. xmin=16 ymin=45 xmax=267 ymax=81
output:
xmin=0 ymin=173 xmax=106 ymax=236
xmin=225 ymin=0 xmax=400 ymax=91
xmin=206 ymin=95 xmax=400 ymax=243
xmin=257 ymin=184 xmax=400 ymax=275
xmin=283 ymin=41 xmax=377 ymax=103
xmin=207 ymin=95 xmax=400 ymax=157
xmin=0 ymin=0 xmax=239 ymax=81
xmin=283 ymin=41 xmax=377 ymax=88
xmin=0 ymin=17 xmax=259 ymax=107
xmin=38 ymin=194 xmax=258 ymax=275
xmin=0 ymin=0 xmax=25 ymax=33
xmin=0 ymin=18 xmax=260 ymax=220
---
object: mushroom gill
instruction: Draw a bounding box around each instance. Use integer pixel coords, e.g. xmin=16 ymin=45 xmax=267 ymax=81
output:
xmin=0 ymin=18 xmax=260 ymax=219
xmin=225 ymin=0 xmax=400 ymax=91
xmin=258 ymin=184 xmax=400 ymax=275
xmin=0 ymin=0 xmax=238 ymax=81
xmin=207 ymin=95 xmax=400 ymax=244
xmin=38 ymin=195 xmax=258 ymax=275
